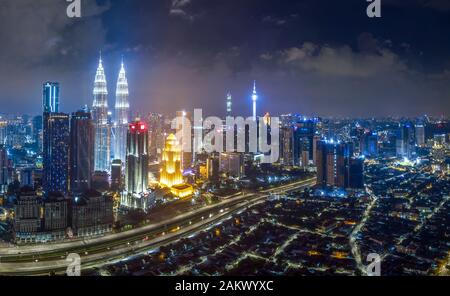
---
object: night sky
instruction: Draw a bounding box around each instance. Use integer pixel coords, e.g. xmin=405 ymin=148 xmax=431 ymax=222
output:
xmin=0 ymin=0 xmax=449 ymax=117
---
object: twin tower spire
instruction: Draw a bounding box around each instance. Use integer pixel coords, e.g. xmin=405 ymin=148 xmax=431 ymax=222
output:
xmin=92 ymin=52 xmax=130 ymax=172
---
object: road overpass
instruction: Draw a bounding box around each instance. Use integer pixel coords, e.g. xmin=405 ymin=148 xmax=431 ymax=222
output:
xmin=0 ymin=178 xmax=315 ymax=275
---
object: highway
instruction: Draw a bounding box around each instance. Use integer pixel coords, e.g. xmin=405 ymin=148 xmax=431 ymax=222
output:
xmin=0 ymin=178 xmax=315 ymax=275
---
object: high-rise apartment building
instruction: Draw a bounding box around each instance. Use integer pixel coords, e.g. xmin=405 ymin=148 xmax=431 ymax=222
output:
xmin=316 ymin=140 xmax=363 ymax=189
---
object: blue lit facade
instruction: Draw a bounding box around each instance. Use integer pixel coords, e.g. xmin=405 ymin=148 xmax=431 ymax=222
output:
xmin=293 ymin=119 xmax=316 ymax=166
xmin=43 ymin=82 xmax=60 ymax=113
xmin=43 ymin=113 xmax=70 ymax=194
xmin=396 ymin=124 xmax=415 ymax=159
xmin=360 ymin=131 xmax=378 ymax=157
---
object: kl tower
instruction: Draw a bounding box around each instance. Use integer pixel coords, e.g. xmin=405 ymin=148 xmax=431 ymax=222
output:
xmin=252 ymin=80 xmax=258 ymax=121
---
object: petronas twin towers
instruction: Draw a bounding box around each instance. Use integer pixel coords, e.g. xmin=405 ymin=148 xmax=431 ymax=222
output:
xmin=92 ymin=54 xmax=130 ymax=172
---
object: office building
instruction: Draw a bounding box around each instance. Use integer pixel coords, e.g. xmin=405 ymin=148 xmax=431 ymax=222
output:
xmin=226 ymin=92 xmax=232 ymax=116
xmin=147 ymin=113 xmax=164 ymax=161
xmin=43 ymin=82 xmax=60 ymax=113
xmin=113 ymin=59 xmax=130 ymax=164
xmin=92 ymin=54 xmax=111 ymax=172
xmin=207 ymin=153 xmax=220 ymax=182
xmin=415 ymin=124 xmax=425 ymax=147
xmin=72 ymin=190 xmax=114 ymax=237
xmin=32 ymin=115 xmax=43 ymax=152
xmin=316 ymin=140 xmax=362 ymax=189
xmin=125 ymin=119 xmax=149 ymax=194
xmin=360 ymin=131 xmax=378 ymax=157
xmin=111 ymin=159 xmax=123 ymax=192
xmin=43 ymin=113 xmax=70 ymax=194
xmin=0 ymin=118 xmax=6 ymax=146
xmin=13 ymin=189 xmax=41 ymax=244
xmin=293 ymin=120 xmax=315 ymax=166
xmin=219 ymin=152 xmax=244 ymax=178
xmin=280 ymin=126 xmax=293 ymax=166
xmin=348 ymin=157 xmax=365 ymax=189
xmin=0 ymin=146 xmax=9 ymax=193
xmin=43 ymin=193 xmax=69 ymax=241
xmin=70 ymin=110 xmax=95 ymax=194
xmin=396 ymin=124 xmax=415 ymax=159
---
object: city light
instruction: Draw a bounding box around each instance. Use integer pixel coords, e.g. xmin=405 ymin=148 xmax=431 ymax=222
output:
xmin=0 ymin=0 xmax=449 ymax=283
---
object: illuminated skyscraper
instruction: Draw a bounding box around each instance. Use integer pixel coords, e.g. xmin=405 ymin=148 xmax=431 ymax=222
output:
xmin=316 ymin=140 xmax=362 ymax=189
xmin=70 ymin=110 xmax=95 ymax=194
xmin=0 ymin=145 xmax=9 ymax=193
xmin=396 ymin=124 xmax=415 ymax=159
xmin=176 ymin=111 xmax=192 ymax=170
xmin=125 ymin=119 xmax=149 ymax=194
xmin=147 ymin=113 xmax=164 ymax=161
xmin=251 ymin=81 xmax=258 ymax=121
xmin=226 ymin=92 xmax=232 ymax=116
xmin=114 ymin=58 xmax=130 ymax=164
xmin=32 ymin=115 xmax=43 ymax=152
xmin=43 ymin=113 xmax=70 ymax=194
xmin=13 ymin=189 xmax=41 ymax=243
xmin=415 ymin=124 xmax=425 ymax=147
xmin=360 ymin=131 xmax=378 ymax=157
xmin=293 ymin=120 xmax=315 ymax=166
xmin=219 ymin=152 xmax=244 ymax=178
xmin=111 ymin=159 xmax=123 ymax=192
xmin=0 ymin=118 xmax=6 ymax=146
xmin=72 ymin=190 xmax=114 ymax=237
xmin=92 ymin=53 xmax=111 ymax=172
xmin=159 ymin=134 xmax=183 ymax=188
xmin=280 ymin=126 xmax=293 ymax=166
xmin=43 ymin=82 xmax=60 ymax=113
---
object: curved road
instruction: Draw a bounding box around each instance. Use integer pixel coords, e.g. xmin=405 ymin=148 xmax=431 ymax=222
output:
xmin=0 ymin=178 xmax=315 ymax=275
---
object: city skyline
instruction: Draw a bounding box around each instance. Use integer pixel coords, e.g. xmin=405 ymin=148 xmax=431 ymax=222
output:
xmin=1 ymin=0 xmax=450 ymax=280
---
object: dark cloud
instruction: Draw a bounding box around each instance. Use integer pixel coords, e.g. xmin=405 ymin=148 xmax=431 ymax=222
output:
xmin=384 ymin=0 xmax=450 ymax=12
xmin=0 ymin=0 xmax=109 ymax=113
xmin=0 ymin=0 xmax=448 ymax=117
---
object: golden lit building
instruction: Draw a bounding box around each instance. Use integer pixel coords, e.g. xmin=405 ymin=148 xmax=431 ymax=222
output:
xmin=159 ymin=134 xmax=193 ymax=198
xmin=263 ymin=112 xmax=271 ymax=126
xmin=171 ymin=184 xmax=194 ymax=198
xmin=199 ymin=165 xmax=208 ymax=180
xmin=160 ymin=134 xmax=184 ymax=188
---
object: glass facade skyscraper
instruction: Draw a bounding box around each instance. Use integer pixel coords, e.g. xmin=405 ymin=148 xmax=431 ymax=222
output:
xmin=125 ymin=120 xmax=149 ymax=194
xmin=113 ymin=59 xmax=130 ymax=164
xmin=43 ymin=82 xmax=60 ymax=113
xmin=0 ymin=118 xmax=7 ymax=146
xmin=70 ymin=110 xmax=95 ymax=194
xmin=43 ymin=113 xmax=70 ymax=194
xmin=92 ymin=55 xmax=111 ymax=172
xmin=293 ymin=119 xmax=316 ymax=166
xmin=0 ymin=145 xmax=9 ymax=193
